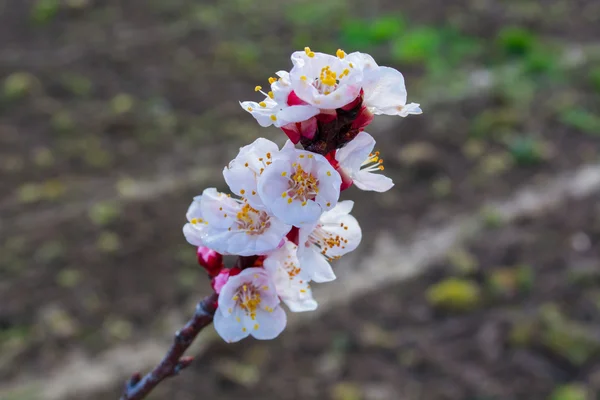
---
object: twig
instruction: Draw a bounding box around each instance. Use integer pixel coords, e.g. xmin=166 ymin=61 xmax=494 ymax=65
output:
xmin=119 ymin=292 xmax=219 ymax=400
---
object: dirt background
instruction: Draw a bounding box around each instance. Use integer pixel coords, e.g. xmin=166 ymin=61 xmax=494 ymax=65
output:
xmin=1 ymin=0 xmax=599 ymax=399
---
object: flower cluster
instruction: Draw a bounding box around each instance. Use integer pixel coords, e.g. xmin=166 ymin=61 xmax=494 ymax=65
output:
xmin=184 ymin=48 xmax=421 ymax=342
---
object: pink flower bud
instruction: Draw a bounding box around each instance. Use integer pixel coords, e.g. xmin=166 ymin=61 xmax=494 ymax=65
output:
xmin=282 ymin=117 xmax=318 ymax=143
xmin=352 ymin=106 xmax=374 ymax=131
xmin=315 ymin=109 xmax=337 ymax=124
xmin=211 ymin=267 xmax=241 ymax=294
xmin=197 ymin=246 xmax=223 ymax=277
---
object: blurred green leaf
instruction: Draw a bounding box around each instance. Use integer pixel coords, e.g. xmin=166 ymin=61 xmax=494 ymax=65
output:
xmin=426 ymin=278 xmax=482 ymax=311
xmin=588 ymin=67 xmax=600 ymax=93
xmin=369 ymin=16 xmax=406 ymax=42
xmin=508 ymin=136 xmax=545 ymax=166
xmin=560 ymin=108 xmax=600 ymax=135
xmin=496 ymin=26 xmax=537 ymax=57
xmin=391 ymin=27 xmax=441 ymax=64
xmin=3 ymin=72 xmax=36 ymax=100
xmin=285 ymin=0 xmax=346 ymax=28
xmin=31 ymin=0 xmax=60 ymax=25
xmin=523 ymin=48 xmax=560 ymax=76
xmin=549 ymin=384 xmax=588 ymax=400
xmin=341 ymin=18 xmax=374 ymax=49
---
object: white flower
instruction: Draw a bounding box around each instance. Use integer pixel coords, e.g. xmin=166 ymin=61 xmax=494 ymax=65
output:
xmin=240 ymin=71 xmax=319 ymax=128
xmin=263 ymin=239 xmax=317 ymax=312
xmin=289 ymin=47 xmax=363 ymax=109
xmin=297 ymin=201 xmax=362 ymax=282
xmin=258 ymin=147 xmax=341 ymax=226
xmin=214 ymin=268 xmax=286 ymax=342
xmin=335 ymin=131 xmax=394 ymax=192
xmin=345 ymin=51 xmax=422 ymax=117
xmin=223 ymin=138 xmax=280 ymax=210
xmin=183 ymin=188 xmax=291 ymax=256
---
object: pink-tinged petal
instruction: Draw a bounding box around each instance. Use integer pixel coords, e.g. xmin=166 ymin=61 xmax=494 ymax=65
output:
xmin=353 ymin=171 xmax=394 ymax=192
xmin=287 ymin=90 xmax=309 ymax=106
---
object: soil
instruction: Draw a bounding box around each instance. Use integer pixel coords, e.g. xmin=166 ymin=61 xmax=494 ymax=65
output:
xmin=0 ymin=0 xmax=599 ymax=397
xmin=85 ymin=184 xmax=600 ymax=400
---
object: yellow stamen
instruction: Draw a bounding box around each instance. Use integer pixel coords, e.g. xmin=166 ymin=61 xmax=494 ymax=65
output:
xmin=336 ymin=49 xmax=345 ymax=59
xmin=254 ymin=85 xmax=262 ymax=92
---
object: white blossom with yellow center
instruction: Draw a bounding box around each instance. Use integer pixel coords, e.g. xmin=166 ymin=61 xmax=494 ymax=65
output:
xmin=263 ymin=239 xmax=317 ymax=312
xmin=183 ymin=188 xmax=291 ymax=256
xmin=214 ymin=268 xmax=286 ymax=342
xmin=258 ymin=147 xmax=341 ymax=227
xmin=289 ymin=47 xmax=364 ymax=109
xmin=297 ymin=201 xmax=362 ymax=282
xmin=335 ymin=131 xmax=394 ymax=192
xmin=240 ymin=70 xmax=319 ymax=128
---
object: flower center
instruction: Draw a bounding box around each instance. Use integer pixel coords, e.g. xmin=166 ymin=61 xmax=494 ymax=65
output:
xmin=236 ymin=202 xmax=271 ymax=235
xmin=282 ymin=258 xmax=302 ymax=279
xmin=282 ymin=163 xmax=319 ymax=205
xmin=303 ymin=65 xmax=351 ymax=96
xmin=361 ymin=151 xmax=384 ymax=172
xmin=233 ymin=283 xmax=262 ymax=319
xmin=307 ymin=225 xmax=349 ymax=260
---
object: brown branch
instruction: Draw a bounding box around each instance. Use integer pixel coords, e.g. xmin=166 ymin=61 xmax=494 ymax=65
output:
xmin=119 ymin=292 xmax=219 ymax=400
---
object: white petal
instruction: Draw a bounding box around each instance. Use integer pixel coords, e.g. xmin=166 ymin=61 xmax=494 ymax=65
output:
xmin=183 ymin=223 xmax=204 ymax=246
xmin=315 ymin=167 xmax=341 ymax=212
xmin=345 ymin=52 xmax=379 ymax=71
xmin=398 ymin=102 xmax=423 ymax=117
xmin=185 ymin=196 xmax=204 ymax=221
xmin=335 ymin=131 xmax=376 ymax=173
xmin=299 ymin=248 xmax=336 ymax=283
xmin=320 ymin=200 xmax=354 ymax=222
xmin=353 ymin=170 xmax=395 ymax=192
xmin=251 ymin=307 xmax=287 ymax=340
xmin=362 ymin=66 xmax=408 ymax=115
xmin=214 ymin=309 xmax=249 ymax=343
xmin=275 ymin=105 xmax=319 ymax=127
xmin=199 ymin=188 xmax=237 ymax=229
xmin=239 ymin=100 xmax=279 ymax=127
xmin=263 ymin=240 xmax=317 ymax=312
xmin=284 ymin=285 xmax=318 ymax=312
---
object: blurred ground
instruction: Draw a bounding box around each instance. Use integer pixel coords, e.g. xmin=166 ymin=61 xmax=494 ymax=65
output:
xmin=0 ymin=0 xmax=599 ymax=399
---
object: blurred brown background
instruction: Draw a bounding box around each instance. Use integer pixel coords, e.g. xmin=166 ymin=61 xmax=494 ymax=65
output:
xmin=1 ymin=0 xmax=600 ymax=399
